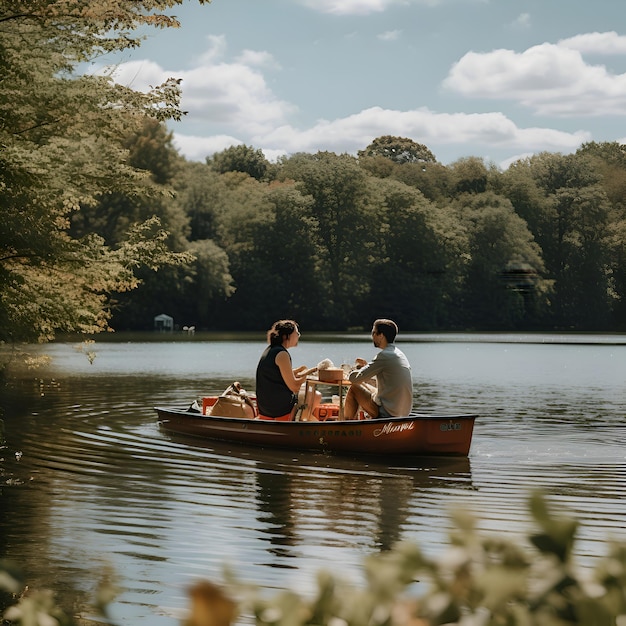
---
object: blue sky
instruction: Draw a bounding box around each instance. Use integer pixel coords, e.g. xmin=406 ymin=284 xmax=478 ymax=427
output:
xmin=98 ymin=0 xmax=626 ymax=168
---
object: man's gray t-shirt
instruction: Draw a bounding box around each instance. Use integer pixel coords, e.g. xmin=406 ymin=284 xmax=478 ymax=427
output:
xmin=348 ymin=344 xmax=413 ymax=416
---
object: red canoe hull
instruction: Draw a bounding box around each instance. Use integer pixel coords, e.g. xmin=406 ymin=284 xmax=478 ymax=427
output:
xmin=155 ymin=407 xmax=476 ymax=457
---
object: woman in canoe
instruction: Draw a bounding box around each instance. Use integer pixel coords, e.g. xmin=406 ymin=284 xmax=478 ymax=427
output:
xmin=255 ymin=319 xmax=311 ymax=420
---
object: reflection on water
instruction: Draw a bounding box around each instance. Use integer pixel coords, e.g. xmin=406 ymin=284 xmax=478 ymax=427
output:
xmin=169 ymin=433 xmax=474 ymax=560
xmin=1 ymin=336 xmax=625 ymax=625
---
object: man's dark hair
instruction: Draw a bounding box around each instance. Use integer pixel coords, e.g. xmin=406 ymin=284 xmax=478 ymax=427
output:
xmin=374 ymin=318 xmax=398 ymax=343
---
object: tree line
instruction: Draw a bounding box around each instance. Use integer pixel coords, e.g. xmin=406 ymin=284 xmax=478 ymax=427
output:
xmin=78 ymin=130 xmax=626 ymax=334
xmin=2 ymin=1 xmax=626 ymax=347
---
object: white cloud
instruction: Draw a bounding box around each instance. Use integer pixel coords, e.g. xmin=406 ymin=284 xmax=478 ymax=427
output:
xmin=173 ymin=133 xmax=242 ymax=162
xmin=558 ymin=31 xmax=626 ymax=55
xmin=253 ymin=106 xmax=588 ymax=156
xmin=512 ymin=13 xmax=531 ymax=29
xmin=164 ymin=106 xmax=581 ymax=167
xmin=174 ymin=133 xmax=287 ymax=163
xmin=298 ymin=0 xmax=401 ymax=15
xmin=196 ymin=34 xmax=228 ymax=64
xmin=180 ymin=63 xmax=296 ymax=134
xmin=103 ymin=36 xmax=296 ymax=135
xmin=443 ymin=39 xmax=626 ymax=116
xmin=235 ymin=49 xmax=281 ymax=69
xmin=378 ymin=30 xmax=402 ymax=42
xmin=103 ymin=59 xmax=167 ymax=90
xmin=297 ymin=0 xmax=478 ymax=16
xmin=101 ymin=34 xmax=592 ymax=168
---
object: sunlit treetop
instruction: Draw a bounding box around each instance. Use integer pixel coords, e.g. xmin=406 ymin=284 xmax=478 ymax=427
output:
xmin=358 ymin=135 xmax=438 ymax=165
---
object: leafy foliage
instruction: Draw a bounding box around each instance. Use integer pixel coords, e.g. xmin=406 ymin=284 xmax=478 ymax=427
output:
xmin=359 ymin=136 xmax=438 ymax=165
xmin=0 ymin=0 xmax=210 ymax=344
xmin=280 ymin=152 xmax=376 ymax=327
xmin=96 ymin=138 xmax=626 ymax=333
xmin=209 ymin=144 xmax=272 ymax=181
xmin=228 ymin=491 xmax=626 ymax=626
xmin=2 ymin=492 xmax=626 ymax=626
xmin=454 ymin=191 xmax=548 ymax=327
xmin=363 ymin=179 xmax=465 ymax=329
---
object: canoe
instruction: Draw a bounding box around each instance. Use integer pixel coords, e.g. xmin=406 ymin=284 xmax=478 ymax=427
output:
xmin=155 ymin=401 xmax=477 ymax=457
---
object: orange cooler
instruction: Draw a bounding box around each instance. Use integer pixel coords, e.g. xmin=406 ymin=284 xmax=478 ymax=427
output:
xmin=313 ymin=404 xmax=340 ymax=420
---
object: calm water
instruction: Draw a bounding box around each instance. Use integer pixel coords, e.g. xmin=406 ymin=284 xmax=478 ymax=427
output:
xmin=1 ymin=333 xmax=625 ymax=625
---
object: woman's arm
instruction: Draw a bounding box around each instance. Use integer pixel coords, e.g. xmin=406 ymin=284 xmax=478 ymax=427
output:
xmin=275 ymin=350 xmax=308 ymax=393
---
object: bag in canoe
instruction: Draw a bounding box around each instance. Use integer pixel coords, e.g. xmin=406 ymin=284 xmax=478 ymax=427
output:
xmin=208 ymin=382 xmax=257 ymax=419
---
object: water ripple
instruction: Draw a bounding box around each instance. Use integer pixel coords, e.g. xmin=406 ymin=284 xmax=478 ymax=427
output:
xmin=2 ymin=340 xmax=626 ymax=626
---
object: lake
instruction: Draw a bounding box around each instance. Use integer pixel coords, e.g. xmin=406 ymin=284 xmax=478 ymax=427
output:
xmin=1 ymin=332 xmax=625 ymax=625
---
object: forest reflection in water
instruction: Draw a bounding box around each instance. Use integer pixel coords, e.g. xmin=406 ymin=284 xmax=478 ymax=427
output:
xmin=0 ymin=334 xmax=625 ymax=626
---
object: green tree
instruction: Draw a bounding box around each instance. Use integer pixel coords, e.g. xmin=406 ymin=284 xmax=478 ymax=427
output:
xmin=65 ymin=95 xmax=198 ymax=333
xmin=550 ymin=185 xmax=613 ymax=328
xmin=181 ymin=239 xmax=235 ymax=328
xmin=364 ymin=178 xmax=466 ymax=329
xmin=358 ymin=135 xmax=437 ymax=164
xmin=577 ymin=141 xmax=626 ymax=214
xmin=391 ymin=161 xmax=453 ymax=202
xmin=281 ymin=152 xmax=376 ymax=327
xmin=448 ymin=156 xmax=493 ymax=195
xmin=176 ymin=162 xmax=226 ymax=242
xmin=358 ymin=155 xmax=396 ymax=179
xmin=70 ymin=119 xmax=190 ymax=250
xmin=209 ymin=144 xmax=271 ymax=181
xmin=0 ymin=0 xmax=210 ymax=344
xmin=124 ymin=118 xmax=182 ymax=187
xmin=454 ymin=191 xmax=548 ymax=328
xmin=204 ymin=173 xmax=277 ymax=328
xmin=223 ymin=183 xmax=324 ymax=329
xmin=358 ymin=151 xmax=454 ymax=203
xmin=517 ymin=153 xmax=614 ymax=329
xmin=574 ymin=143 xmax=626 ymax=328
xmin=607 ymin=219 xmax=626 ymax=329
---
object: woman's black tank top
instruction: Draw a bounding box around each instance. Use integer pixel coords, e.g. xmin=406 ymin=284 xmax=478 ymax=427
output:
xmin=255 ymin=345 xmax=297 ymax=417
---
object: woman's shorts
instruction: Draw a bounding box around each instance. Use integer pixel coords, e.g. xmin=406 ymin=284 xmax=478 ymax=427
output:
xmin=257 ymin=412 xmax=293 ymax=421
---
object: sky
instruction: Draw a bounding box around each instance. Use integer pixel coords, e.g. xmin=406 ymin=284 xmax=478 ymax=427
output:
xmin=96 ymin=0 xmax=626 ymax=169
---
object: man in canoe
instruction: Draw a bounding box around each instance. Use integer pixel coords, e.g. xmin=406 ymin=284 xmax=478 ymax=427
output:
xmin=344 ymin=318 xmax=413 ymax=420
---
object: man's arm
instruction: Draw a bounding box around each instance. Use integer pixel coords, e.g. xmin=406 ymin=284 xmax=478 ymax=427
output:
xmin=348 ymin=354 xmax=384 ymax=384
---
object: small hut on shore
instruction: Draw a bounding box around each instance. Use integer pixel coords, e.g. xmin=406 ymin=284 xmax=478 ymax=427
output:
xmin=153 ymin=313 xmax=174 ymax=332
